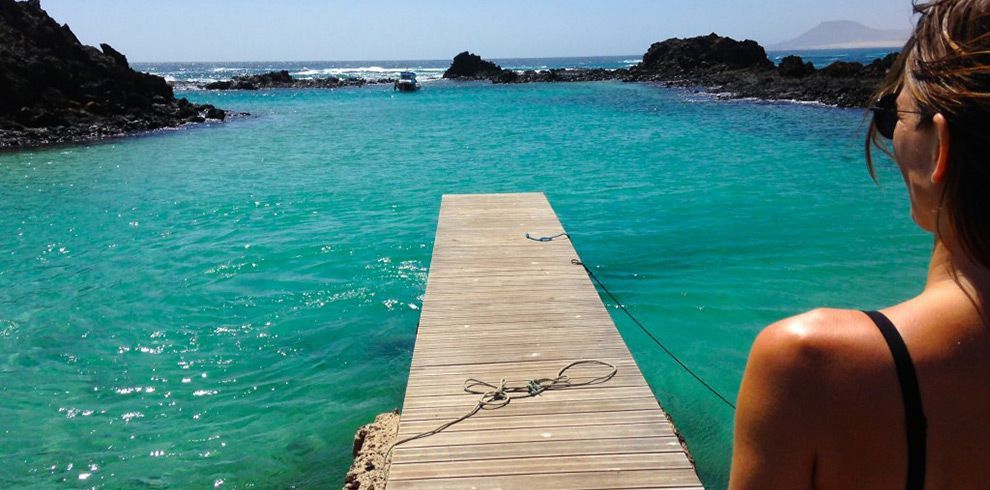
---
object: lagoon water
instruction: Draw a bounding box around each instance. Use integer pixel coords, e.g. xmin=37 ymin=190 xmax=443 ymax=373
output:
xmin=0 ymin=54 xmax=929 ymax=489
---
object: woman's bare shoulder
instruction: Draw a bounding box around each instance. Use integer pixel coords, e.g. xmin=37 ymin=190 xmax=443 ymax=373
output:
xmin=731 ymin=308 xmax=886 ymax=489
xmin=746 ymin=307 xmax=896 ymax=402
xmin=753 ymin=308 xmax=884 ymax=366
xmin=731 ymin=308 xmax=896 ymax=487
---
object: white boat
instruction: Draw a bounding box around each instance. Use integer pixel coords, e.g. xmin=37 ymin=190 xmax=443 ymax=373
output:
xmin=394 ymin=71 xmax=419 ymax=92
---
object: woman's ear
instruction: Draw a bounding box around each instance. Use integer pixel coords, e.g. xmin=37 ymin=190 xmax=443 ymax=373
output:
xmin=931 ymin=113 xmax=951 ymax=184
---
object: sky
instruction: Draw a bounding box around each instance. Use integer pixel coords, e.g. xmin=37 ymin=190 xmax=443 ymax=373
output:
xmin=39 ymin=0 xmax=916 ymax=62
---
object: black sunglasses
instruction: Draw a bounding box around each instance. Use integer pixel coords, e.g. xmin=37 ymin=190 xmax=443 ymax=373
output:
xmin=869 ymin=92 xmax=925 ymax=139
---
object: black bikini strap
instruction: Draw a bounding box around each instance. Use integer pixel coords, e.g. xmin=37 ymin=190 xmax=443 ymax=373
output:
xmin=864 ymin=310 xmax=927 ymax=490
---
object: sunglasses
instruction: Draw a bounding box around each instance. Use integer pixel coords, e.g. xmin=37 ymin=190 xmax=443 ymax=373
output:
xmin=869 ymin=92 xmax=925 ymax=139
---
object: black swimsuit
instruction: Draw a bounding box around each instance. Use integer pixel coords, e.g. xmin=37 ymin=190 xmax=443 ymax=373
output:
xmin=864 ymin=311 xmax=928 ymax=490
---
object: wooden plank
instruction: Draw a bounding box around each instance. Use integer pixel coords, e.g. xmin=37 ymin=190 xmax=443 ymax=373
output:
xmin=392 ymin=436 xmax=685 ymax=462
xmin=399 ymin=397 xmax=663 ymax=422
xmin=406 ymin=357 xmax=640 ymax=375
xmin=389 ymin=453 xmax=694 ymax=480
xmin=404 ymin=377 xmax=648 ymax=397
xmin=387 ymin=193 xmax=701 ymax=489
xmin=396 ymin=410 xmax=665 ymax=436
xmin=395 ymin=422 xmax=676 ymax=449
xmin=400 ymin=386 xmax=662 ymax=411
xmin=387 ymin=470 xmax=703 ymax=489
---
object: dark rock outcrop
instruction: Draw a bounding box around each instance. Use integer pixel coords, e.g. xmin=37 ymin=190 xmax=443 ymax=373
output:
xmin=494 ymin=67 xmax=630 ymax=84
xmin=202 ymin=70 xmax=390 ymax=90
xmin=632 ymin=33 xmax=774 ymax=76
xmin=441 ymin=37 xmax=893 ymax=107
xmin=625 ymin=34 xmax=897 ymax=107
xmin=0 ymin=0 xmax=227 ymax=150
xmin=443 ymin=52 xmax=504 ymax=79
xmin=441 ymin=51 xmax=630 ymax=84
xmin=778 ymin=55 xmax=816 ymax=78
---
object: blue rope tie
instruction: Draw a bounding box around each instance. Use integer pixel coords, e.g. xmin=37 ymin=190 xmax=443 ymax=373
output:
xmin=525 ymin=232 xmax=569 ymax=242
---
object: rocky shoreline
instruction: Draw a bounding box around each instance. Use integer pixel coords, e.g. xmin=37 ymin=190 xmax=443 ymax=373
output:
xmin=623 ymin=33 xmax=895 ymax=107
xmin=199 ymin=37 xmax=895 ymax=109
xmin=201 ymin=70 xmax=398 ymax=91
xmin=442 ymin=34 xmax=896 ymax=107
xmin=0 ymin=0 xmax=228 ymax=151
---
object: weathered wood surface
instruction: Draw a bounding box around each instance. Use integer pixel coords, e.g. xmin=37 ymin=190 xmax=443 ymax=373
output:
xmin=387 ymin=193 xmax=703 ymax=489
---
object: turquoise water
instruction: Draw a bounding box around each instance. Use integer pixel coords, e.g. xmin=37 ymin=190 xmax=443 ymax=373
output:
xmin=0 ymin=80 xmax=930 ymax=488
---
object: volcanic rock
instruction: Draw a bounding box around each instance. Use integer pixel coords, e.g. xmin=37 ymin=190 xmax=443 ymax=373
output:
xmin=0 ymin=0 xmax=227 ymax=150
xmin=443 ymin=52 xmax=504 ymax=79
xmin=625 ymin=33 xmax=898 ymax=107
xmin=632 ymin=33 xmax=774 ymax=76
xmin=202 ymin=70 xmax=387 ymax=90
xmin=494 ymin=67 xmax=629 ymax=84
xmin=778 ymin=55 xmax=816 ymax=78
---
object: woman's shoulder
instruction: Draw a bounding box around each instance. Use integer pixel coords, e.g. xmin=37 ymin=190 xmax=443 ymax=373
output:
xmin=731 ymin=308 xmax=893 ymax=487
xmin=748 ymin=308 xmax=893 ymax=385
xmin=757 ymin=307 xmax=885 ymax=350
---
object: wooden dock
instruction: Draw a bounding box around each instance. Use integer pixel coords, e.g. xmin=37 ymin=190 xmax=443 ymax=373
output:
xmin=387 ymin=193 xmax=703 ymax=489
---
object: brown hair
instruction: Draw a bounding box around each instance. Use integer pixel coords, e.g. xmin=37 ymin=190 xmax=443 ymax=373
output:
xmin=867 ymin=0 xmax=990 ymax=268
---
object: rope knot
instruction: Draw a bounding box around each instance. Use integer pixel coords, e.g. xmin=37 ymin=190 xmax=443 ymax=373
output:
xmin=526 ymin=380 xmax=543 ymax=395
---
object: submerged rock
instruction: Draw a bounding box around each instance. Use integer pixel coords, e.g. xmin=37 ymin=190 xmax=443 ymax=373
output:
xmin=0 ymin=0 xmax=227 ymax=150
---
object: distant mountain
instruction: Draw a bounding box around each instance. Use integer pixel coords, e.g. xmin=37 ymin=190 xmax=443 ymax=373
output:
xmin=769 ymin=20 xmax=910 ymax=51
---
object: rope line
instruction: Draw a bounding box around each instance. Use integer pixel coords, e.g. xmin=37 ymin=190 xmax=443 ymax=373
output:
xmin=525 ymin=232 xmax=569 ymax=242
xmin=571 ymin=258 xmax=737 ymax=410
xmin=387 ymin=360 xmax=617 ymax=458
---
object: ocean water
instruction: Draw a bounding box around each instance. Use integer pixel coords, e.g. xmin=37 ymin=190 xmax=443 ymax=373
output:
xmin=0 ymin=73 xmax=930 ymax=488
xmin=135 ymin=56 xmax=645 ymax=89
xmin=766 ymin=47 xmax=902 ymax=67
xmin=135 ymin=48 xmax=897 ymax=89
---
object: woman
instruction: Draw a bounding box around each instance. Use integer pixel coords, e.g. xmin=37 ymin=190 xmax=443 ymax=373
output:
xmin=730 ymin=1 xmax=990 ymax=488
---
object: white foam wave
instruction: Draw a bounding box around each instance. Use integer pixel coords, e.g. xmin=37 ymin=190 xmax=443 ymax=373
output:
xmin=291 ymin=66 xmax=446 ymax=81
xmin=622 ymin=59 xmax=642 ymax=64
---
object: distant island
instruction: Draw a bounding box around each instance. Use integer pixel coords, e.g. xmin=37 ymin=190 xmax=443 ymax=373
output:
xmin=769 ymin=20 xmax=910 ymax=51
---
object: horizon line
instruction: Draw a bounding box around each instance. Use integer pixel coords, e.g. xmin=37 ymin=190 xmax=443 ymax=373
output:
xmin=128 ymin=53 xmax=644 ymax=65
xmin=128 ymin=46 xmax=902 ymax=66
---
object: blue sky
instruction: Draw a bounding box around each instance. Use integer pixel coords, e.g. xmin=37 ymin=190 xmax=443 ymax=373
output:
xmin=40 ymin=0 xmax=915 ymax=62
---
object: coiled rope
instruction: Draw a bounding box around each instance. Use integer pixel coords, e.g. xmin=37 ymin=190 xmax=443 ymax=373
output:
xmin=387 ymin=359 xmax=617 ymax=457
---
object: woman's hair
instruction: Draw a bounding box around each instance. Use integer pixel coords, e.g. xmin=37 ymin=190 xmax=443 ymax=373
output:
xmin=867 ymin=0 xmax=990 ymax=268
